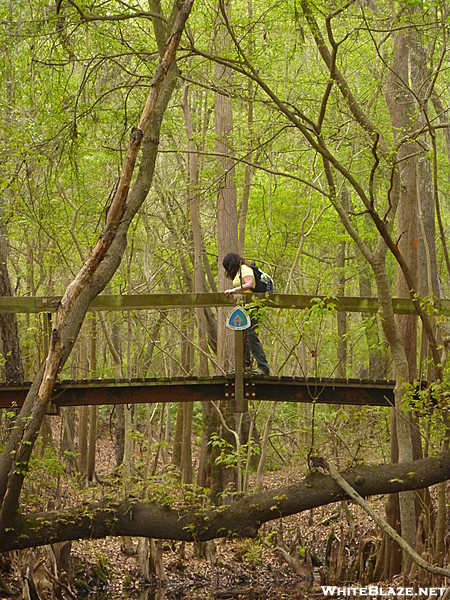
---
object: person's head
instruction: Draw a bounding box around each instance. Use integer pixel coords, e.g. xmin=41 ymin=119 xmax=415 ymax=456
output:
xmin=223 ymin=252 xmax=245 ymax=280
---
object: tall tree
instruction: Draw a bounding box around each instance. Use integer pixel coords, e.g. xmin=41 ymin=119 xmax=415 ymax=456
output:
xmin=215 ymin=0 xmax=239 ymax=373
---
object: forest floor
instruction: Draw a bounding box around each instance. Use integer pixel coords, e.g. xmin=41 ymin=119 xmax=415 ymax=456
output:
xmin=67 ymin=432 xmax=376 ymax=598
xmin=68 ymin=465 xmax=382 ymax=599
xmin=68 ymin=471 xmax=446 ymax=600
xmin=1 ymin=423 xmax=448 ymax=599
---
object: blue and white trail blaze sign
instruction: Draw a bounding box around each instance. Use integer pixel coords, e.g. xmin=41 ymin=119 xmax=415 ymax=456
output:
xmin=226 ymin=306 xmax=251 ymax=330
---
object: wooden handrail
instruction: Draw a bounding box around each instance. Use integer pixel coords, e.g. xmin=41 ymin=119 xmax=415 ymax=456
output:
xmin=0 ymin=293 xmax=447 ymax=315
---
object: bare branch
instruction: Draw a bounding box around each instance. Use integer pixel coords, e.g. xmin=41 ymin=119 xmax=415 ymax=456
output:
xmin=316 ymin=457 xmax=450 ymax=578
xmin=64 ymin=0 xmax=167 ymax=23
xmin=301 ymin=0 xmax=389 ymax=156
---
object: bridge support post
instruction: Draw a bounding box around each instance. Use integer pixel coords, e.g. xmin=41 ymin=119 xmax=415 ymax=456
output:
xmin=234 ymin=331 xmax=246 ymax=413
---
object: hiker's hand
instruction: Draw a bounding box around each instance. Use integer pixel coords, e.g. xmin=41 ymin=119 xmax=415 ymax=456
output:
xmin=225 ymin=288 xmax=235 ymax=296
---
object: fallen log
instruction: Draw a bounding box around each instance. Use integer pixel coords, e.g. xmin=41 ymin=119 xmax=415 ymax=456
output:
xmin=1 ymin=451 xmax=449 ymax=552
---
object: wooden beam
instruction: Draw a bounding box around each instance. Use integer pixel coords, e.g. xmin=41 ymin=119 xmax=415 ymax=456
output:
xmin=0 ymin=294 xmax=447 ymax=315
xmin=234 ymin=331 xmax=246 ymax=413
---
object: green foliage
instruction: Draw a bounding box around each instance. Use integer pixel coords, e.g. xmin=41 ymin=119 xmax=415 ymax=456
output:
xmin=234 ymin=538 xmax=263 ymax=565
xmin=20 ymin=443 xmax=74 ymax=509
xmin=400 ymin=379 xmax=450 ymax=450
xmin=209 ymin=432 xmax=260 ymax=470
xmin=91 ymin=552 xmax=111 ymax=584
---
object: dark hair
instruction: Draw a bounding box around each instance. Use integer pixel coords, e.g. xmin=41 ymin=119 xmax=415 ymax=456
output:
xmin=222 ymin=252 xmax=247 ymax=280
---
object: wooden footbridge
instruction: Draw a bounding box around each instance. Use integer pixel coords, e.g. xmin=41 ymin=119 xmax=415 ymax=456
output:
xmin=0 ymin=293 xmax=447 ymax=412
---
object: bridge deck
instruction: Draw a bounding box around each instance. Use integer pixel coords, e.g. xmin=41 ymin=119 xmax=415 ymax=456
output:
xmin=0 ymin=376 xmax=395 ymax=410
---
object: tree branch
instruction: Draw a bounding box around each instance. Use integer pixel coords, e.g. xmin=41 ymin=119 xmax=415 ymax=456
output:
xmin=300 ymin=0 xmax=389 ymax=156
xmin=64 ymin=0 xmax=167 ymax=23
xmin=314 ymin=457 xmax=450 ymax=578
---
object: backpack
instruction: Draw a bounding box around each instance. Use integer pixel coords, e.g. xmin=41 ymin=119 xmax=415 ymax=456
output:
xmin=250 ymin=262 xmax=274 ymax=293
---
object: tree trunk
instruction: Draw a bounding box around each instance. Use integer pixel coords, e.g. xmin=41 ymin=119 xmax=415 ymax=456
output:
xmin=0 ymin=0 xmax=24 ymax=386
xmin=174 ymin=311 xmax=194 ymax=483
xmin=383 ymin=22 xmax=446 ymax=570
xmin=172 ymin=403 xmax=183 ymax=469
xmin=0 ymin=222 xmax=24 ymax=384
xmin=372 ymin=255 xmax=416 ymax=568
xmin=237 ymin=0 xmax=256 ymax=255
xmin=101 ymin=316 xmax=126 ymax=470
xmin=181 ymin=402 xmax=194 ymax=485
xmin=78 ymin=340 xmax=89 ymax=476
xmin=182 ymin=83 xmax=210 ymax=486
xmin=358 ymin=271 xmax=387 ymax=380
xmin=384 ymin=30 xmax=422 ymax=568
xmin=87 ymin=315 xmax=97 ymax=482
xmin=215 ymin=0 xmax=239 ymax=375
xmin=336 ymin=190 xmax=348 ymax=379
xmin=200 ymin=0 xmax=240 ymax=502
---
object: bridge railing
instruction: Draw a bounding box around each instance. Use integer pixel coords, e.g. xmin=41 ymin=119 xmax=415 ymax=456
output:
xmin=1 ymin=292 xmax=447 ymax=314
xmin=1 ymin=293 xmax=448 ymax=385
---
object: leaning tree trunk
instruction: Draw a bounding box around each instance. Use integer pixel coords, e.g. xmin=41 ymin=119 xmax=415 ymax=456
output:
xmin=2 ymin=451 xmax=449 ymax=552
xmin=0 ymin=0 xmax=195 ymax=533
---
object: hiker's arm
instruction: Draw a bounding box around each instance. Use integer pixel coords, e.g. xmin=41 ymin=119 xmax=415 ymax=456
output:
xmin=225 ymin=275 xmax=253 ymax=295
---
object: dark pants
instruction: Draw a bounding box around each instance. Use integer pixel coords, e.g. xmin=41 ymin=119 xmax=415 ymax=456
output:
xmin=244 ymin=316 xmax=270 ymax=374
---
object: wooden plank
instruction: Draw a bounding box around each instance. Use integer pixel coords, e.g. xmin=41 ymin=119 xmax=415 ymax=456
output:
xmin=0 ymin=297 xmax=61 ymax=313
xmin=0 ymin=293 xmax=448 ymax=315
